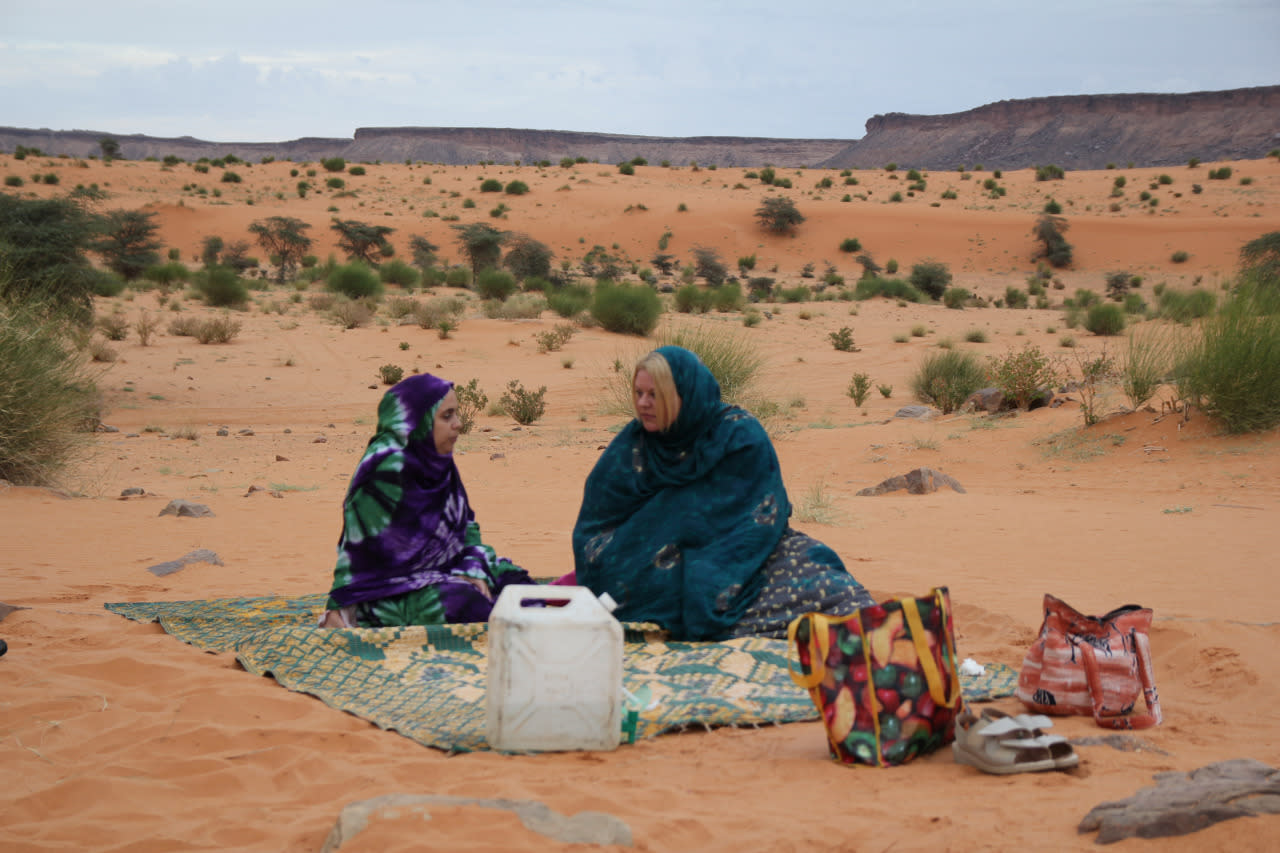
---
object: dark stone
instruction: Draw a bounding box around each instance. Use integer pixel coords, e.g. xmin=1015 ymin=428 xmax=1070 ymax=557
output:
xmin=275 ymin=455 xmax=289 ymax=462
xmin=962 ymin=387 xmax=1005 ymax=413
xmin=1079 ymin=758 xmax=1280 ymax=844
xmin=158 ymin=499 xmax=214 ymax=518
xmin=857 ymin=467 xmax=966 ymax=496
xmin=893 ymin=405 xmax=937 ymax=419
xmin=216 ymin=428 xmax=230 ymax=436
xmin=120 ymin=487 xmax=146 ymax=497
xmin=0 ymin=602 xmax=30 ymax=623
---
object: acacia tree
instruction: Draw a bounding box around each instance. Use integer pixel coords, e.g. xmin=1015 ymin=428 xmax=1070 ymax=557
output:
xmin=331 ymin=219 xmax=394 ymax=265
xmin=503 ymin=234 xmax=553 ymax=281
xmin=99 ymin=137 xmax=121 ymax=160
xmin=249 ymin=216 xmax=313 ymax=284
xmin=0 ymin=194 xmax=102 ymax=323
xmin=93 ymin=209 xmax=162 ymax=281
xmin=409 ymin=235 xmax=440 ymax=272
xmin=1033 ymin=214 xmax=1073 ymax=268
xmin=755 ymin=196 xmax=805 ymax=234
xmin=691 ymin=246 xmax=728 ymax=285
xmin=451 ymin=222 xmax=506 ymax=280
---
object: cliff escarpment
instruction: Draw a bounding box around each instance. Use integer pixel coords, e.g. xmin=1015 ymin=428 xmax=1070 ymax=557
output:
xmin=1 ymin=85 xmax=1276 ymax=170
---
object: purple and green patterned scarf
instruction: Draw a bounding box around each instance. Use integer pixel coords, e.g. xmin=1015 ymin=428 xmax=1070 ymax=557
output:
xmin=327 ymin=374 xmax=492 ymax=608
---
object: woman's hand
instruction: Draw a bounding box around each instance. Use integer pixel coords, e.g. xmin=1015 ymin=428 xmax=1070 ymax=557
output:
xmin=460 ymin=576 xmax=493 ymax=600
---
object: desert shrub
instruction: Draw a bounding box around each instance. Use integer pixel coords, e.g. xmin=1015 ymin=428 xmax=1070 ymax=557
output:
xmin=348 ymin=165 xmax=366 ymax=176
xmin=711 ymin=282 xmax=744 ymax=312
xmin=482 ymin=293 xmax=545 ymax=319
xmin=504 ymin=180 xmax=529 ymax=195
xmin=910 ymin=350 xmax=988 ymax=414
xmin=321 ymin=157 xmax=346 ymax=173
xmin=1004 ymin=286 xmax=1029 ymax=309
xmin=828 ymin=327 xmax=858 ymax=352
xmin=331 ymin=298 xmax=375 ymax=328
xmin=909 ymin=261 xmax=952 ymax=301
xmin=754 ymin=196 xmax=805 ymax=234
xmin=847 ymin=372 xmax=871 ymax=406
xmin=479 ymin=178 xmax=503 ymax=193
xmin=675 ymin=284 xmax=713 ymax=314
xmin=965 ymin=329 xmax=988 ymax=343
xmin=546 ymin=283 xmax=593 ymax=318
xmin=221 ymin=171 xmax=242 ymax=183
xmin=475 ymin=268 xmax=518 ymax=301
xmin=534 ymin=322 xmax=578 ymax=353
xmin=617 ymin=162 xmax=634 ymax=176
xmin=499 ymin=380 xmax=547 ymax=425
xmin=192 ymin=266 xmax=249 ymax=307
xmin=4 ymin=175 xmax=23 ymax=187
xmin=1122 ymin=327 xmax=1175 ymax=410
xmin=1208 ymin=167 xmax=1232 ymax=180
xmin=1171 ymin=250 xmax=1190 ymax=264
xmin=839 ymin=237 xmax=862 ymax=253
xmin=943 ymin=287 xmax=970 ymax=309
xmin=96 ymin=312 xmax=130 ymax=341
xmin=378 ymin=259 xmax=420 ymax=288
xmin=384 ymin=296 xmax=419 ymax=320
xmin=1176 ymin=288 xmax=1280 ymax=433
xmin=590 ymin=280 xmax=662 ymax=335
xmin=444 ymin=267 xmax=472 ymax=288
xmin=1035 ymin=164 xmax=1065 ymax=181
xmin=167 ymin=315 xmax=201 ymax=336
xmin=988 ymin=344 xmax=1057 ymax=410
xmin=379 ymin=364 xmax=404 ymax=385
xmin=134 ymin=311 xmax=161 ymax=346
xmin=412 ymin=296 xmax=466 ymax=330
xmin=1085 ymin=302 xmax=1126 ymax=335
xmin=143 ymin=261 xmax=191 ymax=287
xmin=1123 ymin=292 xmax=1147 ymax=314
xmin=327 ymin=262 xmax=383 ymax=300
xmin=853 ymin=276 xmax=922 ymax=302
xmin=746 ymin=276 xmax=775 ymax=301
xmin=193 ymin=314 xmax=242 ymax=344
xmin=776 ymin=285 xmax=811 ymax=303
xmin=453 ymin=378 xmax=487 ymax=433
xmin=0 ymin=305 xmax=101 ymax=485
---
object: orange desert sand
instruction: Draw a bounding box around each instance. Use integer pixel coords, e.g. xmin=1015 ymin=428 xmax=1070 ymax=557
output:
xmin=2 ymin=153 xmax=1279 ymax=852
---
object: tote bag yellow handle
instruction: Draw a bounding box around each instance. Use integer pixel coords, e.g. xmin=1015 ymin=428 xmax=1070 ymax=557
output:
xmin=787 ymin=613 xmax=833 ymax=690
xmin=901 ymin=592 xmax=962 ymax=709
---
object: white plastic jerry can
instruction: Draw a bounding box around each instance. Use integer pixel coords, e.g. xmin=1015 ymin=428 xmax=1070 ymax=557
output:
xmin=486 ymin=585 xmax=624 ymax=752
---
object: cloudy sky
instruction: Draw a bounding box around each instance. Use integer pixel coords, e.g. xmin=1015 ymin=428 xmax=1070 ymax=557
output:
xmin=2 ymin=1 xmax=1277 ymax=143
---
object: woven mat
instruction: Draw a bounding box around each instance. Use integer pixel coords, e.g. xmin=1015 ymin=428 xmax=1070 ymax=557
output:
xmin=105 ymin=594 xmax=1018 ymax=752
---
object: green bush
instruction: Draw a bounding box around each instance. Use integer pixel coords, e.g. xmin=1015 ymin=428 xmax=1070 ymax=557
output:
xmin=839 ymin=237 xmax=862 ymax=253
xmin=1085 ymin=302 xmax=1126 ymax=335
xmin=1122 ymin=327 xmax=1175 ymax=410
xmin=828 ymin=327 xmax=857 ymax=352
xmin=327 ymin=262 xmax=383 ymax=300
xmin=504 ymin=180 xmax=529 ymax=195
xmin=848 ymin=372 xmax=872 ymax=406
xmin=143 ymin=261 xmax=191 ymax=286
xmin=475 ymin=268 xmax=518 ymax=301
xmin=910 ymin=350 xmax=988 ymax=414
xmin=321 ymin=157 xmax=346 ymax=173
xmin=453 ymin=378 xmax=487 ymax=434
xmin=348 ymin=165 xmax=366 ymax=176
xmin=853 ymin=276 xmax=922 ymax=302
xmin=590 ymin=280 xmax=662 ymax=335
xmin=711 ymin=282 xmax=744 ymax=312
xmin=378 ymin=259 xmax=420 ymax=288
xmin=379 ymin=364 xmax=404 ymax=385
xmin=1004 ymin=286 xmax=1029 ymax=309
xmin=546 ymin=283 xmax=592 ymax=318
xmin=193 ymin=266 xmax=249 ymax=307
xmin=988 ymin=344 xmax=1057 ymax=410
xmin=1176 ymin=288 xmax=1280 ymax=433
xmin=326 ymin=177 xmax=345 ymax=190
xmin=444 ymin=267 xmax=472 ymax=288
xmin=480 ymin=178 xmax=503 ymax=192
xmin=1157 ymin=289 xmax=1216 ymax=322
xmin=776 ymin=285 xmax=811 ymax=303
xmin=499 ymin=380 xmax=547 ymax=425
xmin=0 ymin=305 xmax=100 ymax=485
xmin=675 ymin=284 xmax=713 ymax=314
xmin=221 ymin=171 xmax=242 ymax=183
xmin=909 ymin=261 xmax=952 ymax=301
xmin=943 ymin=287 xmax=970 ymax=309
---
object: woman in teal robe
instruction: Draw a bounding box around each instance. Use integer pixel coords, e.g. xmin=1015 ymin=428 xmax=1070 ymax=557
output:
xmin=571 ymin=346 xmax=874 ymax=641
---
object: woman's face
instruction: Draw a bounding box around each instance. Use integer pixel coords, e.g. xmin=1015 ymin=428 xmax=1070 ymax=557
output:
xmin=432 ymin=388 xmax=463 ymax=454
xmin=634 ymin=369 xmax=664 ymax=432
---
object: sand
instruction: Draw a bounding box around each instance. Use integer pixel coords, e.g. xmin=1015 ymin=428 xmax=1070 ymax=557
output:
xmin=2 ymin=152 xmax=1279 ymax=852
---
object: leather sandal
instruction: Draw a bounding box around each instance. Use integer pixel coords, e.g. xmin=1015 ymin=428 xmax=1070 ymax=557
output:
xmin=952 ymin=708 xmax=1077 ymax=774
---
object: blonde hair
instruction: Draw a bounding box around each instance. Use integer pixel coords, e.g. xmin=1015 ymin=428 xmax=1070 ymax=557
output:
xmin=634 ymin=350 xmax=681 ymax=431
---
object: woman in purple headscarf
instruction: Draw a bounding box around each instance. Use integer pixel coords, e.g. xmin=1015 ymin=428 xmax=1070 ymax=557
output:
xmin=320 ymin=373 xmax=532 ymax=628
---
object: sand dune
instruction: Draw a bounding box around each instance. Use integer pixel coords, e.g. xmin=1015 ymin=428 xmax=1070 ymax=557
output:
xmin=2 ymin=152 xmax=1279 ymax=851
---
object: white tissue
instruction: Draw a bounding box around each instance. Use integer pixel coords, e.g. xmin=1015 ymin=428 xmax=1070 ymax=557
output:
xmin=960 ymin=658 xmax=986 ymax=677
